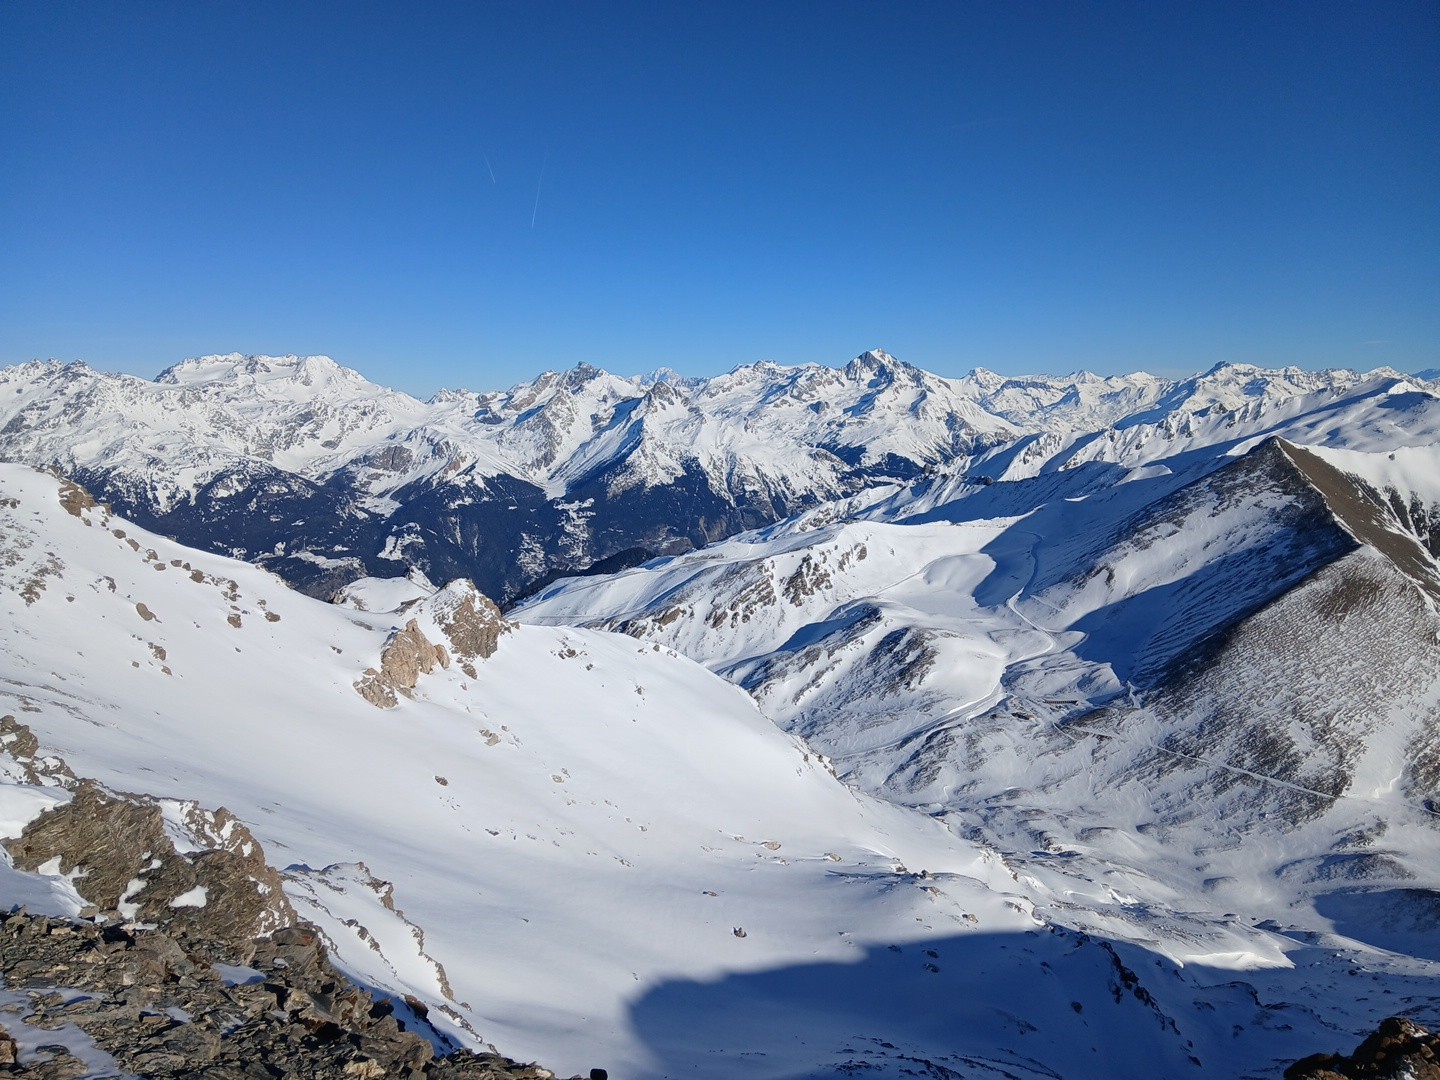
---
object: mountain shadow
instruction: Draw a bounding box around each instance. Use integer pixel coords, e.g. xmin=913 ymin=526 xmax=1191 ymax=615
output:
xmin=625 ymin=918 xmax=1421 ymax=1079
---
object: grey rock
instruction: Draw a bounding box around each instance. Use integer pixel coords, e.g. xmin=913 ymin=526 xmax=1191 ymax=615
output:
xmin=0 ymin=910 xmax=553 ymax=1079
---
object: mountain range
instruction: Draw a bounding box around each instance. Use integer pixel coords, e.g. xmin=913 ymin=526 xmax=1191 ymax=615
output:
xmin=7 ymin=350 xmax=1418 ymax=606
xmin=2 ymin=349 xmax=1439 ymax=1077
xmin=0 ymin=350 xmax=1012 ymax=603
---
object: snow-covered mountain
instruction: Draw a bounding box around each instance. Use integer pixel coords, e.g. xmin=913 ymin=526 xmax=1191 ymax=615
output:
xmin=519 ymin=367 xmax=1440 ymax=811
xmin=0 ymin=350 xmax=1017 ymax=603
xmin=4 ymin=349 xmax=1440 ymax=1075
xmin=6 ymin=350 xmax=1409 ymax=607
xmin=516 ymin=367 xmax=1440 ymax=1069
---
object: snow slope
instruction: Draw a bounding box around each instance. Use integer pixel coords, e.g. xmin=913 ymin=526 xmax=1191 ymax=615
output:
xmin=0 ymin=462 xmax=1295 ymax=1079
xmin=7 ymin=465 xmax=1439 ymax=1076
xmin=517 ymin=378 xmax=1440 ymax=1073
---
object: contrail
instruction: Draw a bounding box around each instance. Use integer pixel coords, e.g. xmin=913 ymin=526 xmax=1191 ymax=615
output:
xmin=531 ymin=148 xmax=547 ymax=228
xmin=483 ymin=153 xmax=496 ymax=184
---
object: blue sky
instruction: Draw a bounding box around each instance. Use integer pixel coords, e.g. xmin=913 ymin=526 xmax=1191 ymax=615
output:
xmin=3 ymin=1 xmax=1436 ymax=396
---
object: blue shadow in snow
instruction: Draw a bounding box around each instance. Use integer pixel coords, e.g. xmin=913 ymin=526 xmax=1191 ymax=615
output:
xmin=1314 ymin=888 xmax=1440 ymax=965
xmin=623 ymin=918 xmax=1388 ymax=1080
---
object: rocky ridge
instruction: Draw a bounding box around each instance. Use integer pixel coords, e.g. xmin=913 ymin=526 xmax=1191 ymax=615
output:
xmin=0 ymin=912 xmax=556 ymax=1080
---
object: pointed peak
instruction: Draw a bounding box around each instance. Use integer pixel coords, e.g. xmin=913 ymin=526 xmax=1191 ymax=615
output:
xmin=851 ymin=348 xmax=908 ymax=369
xmin=845 ymin=349 xmax=913 ymax=381
xmin=567 ymin=361 xmax=605 ymax=380
xmin=556 ymin=362 xmax=628 ymax=393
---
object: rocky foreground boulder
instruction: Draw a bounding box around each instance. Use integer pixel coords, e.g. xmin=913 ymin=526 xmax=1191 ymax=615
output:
xmin=5 ymin=781 xmax=293 ymax=965
xmin=0 ymin=911 xmax=555 ymax=1079
xmin=1286 ymin=1016 xmax=1440 ymax=1079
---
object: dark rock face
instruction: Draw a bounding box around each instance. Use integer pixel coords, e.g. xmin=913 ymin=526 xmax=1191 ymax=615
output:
xmin=73 ymin=461 xmax=395 ymax=599
xmin=368 ymin=474 xmax=568 ymax=605
xmin=1285 ymin=1016 xmax=1440 ymax=1079
xmin=63 ymin=420 xmax=979 ymax=606
xmin=77 ymin=456 xmax=817 ymax=605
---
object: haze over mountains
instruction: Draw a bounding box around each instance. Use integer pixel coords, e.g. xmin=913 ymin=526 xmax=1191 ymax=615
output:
xmin=2 ymin=349 xmax=1439 ymax=1077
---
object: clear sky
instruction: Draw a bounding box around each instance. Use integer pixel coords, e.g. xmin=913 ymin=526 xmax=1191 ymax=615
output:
xmin=3 ymin=1 xmax=1437 ymax=397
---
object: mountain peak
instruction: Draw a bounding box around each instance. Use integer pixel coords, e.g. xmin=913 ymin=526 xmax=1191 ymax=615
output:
xmin=844 ymin=349 xmax=915 ymax=383
xmin=851 ymin=348 xmax=900 ymax=368
xmin=10 ymin=358 xmax=100 ymax=382
xmin=639 ymin=366 xmax=684 ymax=386
xmin=567 ymin=361 xmax=603 ymax=378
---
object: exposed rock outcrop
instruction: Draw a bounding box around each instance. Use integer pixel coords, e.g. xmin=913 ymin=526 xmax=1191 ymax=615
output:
xmin=355 ymin=581 xmax=513 ymax=706
xmin=431 ymin=584 xmax=511 ymax=675
xmin=355 ymin=618 xmax=452 ymax=708
xmin=5 ymin=780 xmax=294 ymax=963
xmin=54 ymin=476 xmax=102 ymax=520
xmin=0 ymin=715 xmax=76 ymax=788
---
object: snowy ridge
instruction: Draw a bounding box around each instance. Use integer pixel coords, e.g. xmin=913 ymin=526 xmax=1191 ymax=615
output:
xmin=0 ymin=349 xmax=1007 ymax=504
xmin=0 ymin=350 xmax=1018 ymax=601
